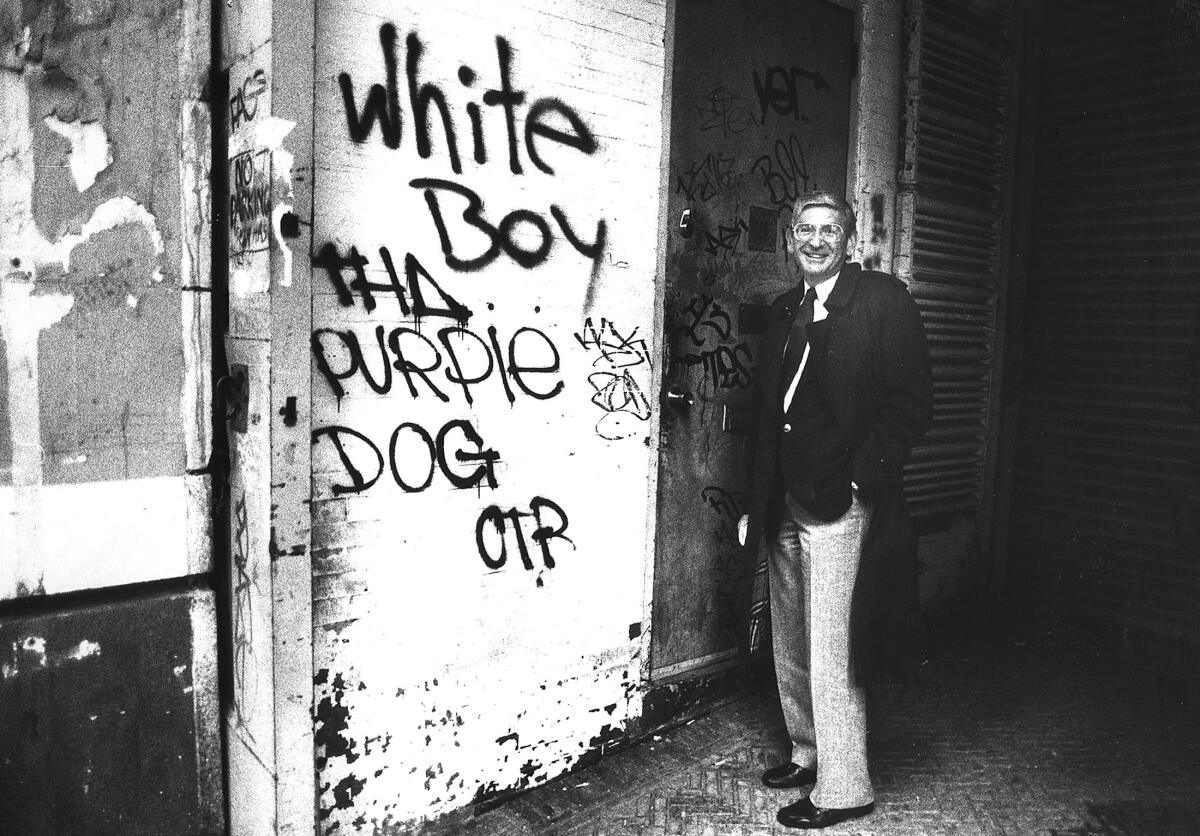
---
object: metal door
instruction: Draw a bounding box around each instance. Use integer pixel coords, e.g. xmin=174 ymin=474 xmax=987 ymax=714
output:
xmin=652 ymin=0 xmax=855 ymax=679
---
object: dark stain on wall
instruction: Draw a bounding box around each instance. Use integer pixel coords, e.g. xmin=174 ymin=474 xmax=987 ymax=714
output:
xmin=870 ymin=192 xmax=888 ymax=244
xmin=327 ymin=772 xmax=366 ymax=815
xmin=315 ymin=671 xmax=359 ymax=769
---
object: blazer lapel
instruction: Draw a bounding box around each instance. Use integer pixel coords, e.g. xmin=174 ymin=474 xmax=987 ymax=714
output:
xmin=760 ymin=263 xmax=862 ymax=404
xmin=813 ymin=261 xmax=861 ymax=363
xmin=824 ymin=261 xmax=861 ymax=313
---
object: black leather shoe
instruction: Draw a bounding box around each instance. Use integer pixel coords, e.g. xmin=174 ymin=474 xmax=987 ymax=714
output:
xmin=776 ymin=796 xmax=875 ymax=829
xmin=761 ymin=762 xmax=817 ymax=789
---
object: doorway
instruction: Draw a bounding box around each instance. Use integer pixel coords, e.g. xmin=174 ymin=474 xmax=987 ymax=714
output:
xmin=652 ymin=0 xmax=855 ymax=679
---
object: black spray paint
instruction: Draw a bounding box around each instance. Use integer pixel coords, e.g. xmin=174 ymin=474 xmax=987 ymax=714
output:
xmin=338 ymin=26 xmax=598 ymax=177
xmin=752 ymin=64 xmax=830 ymax=123
xmin=410 ymin=178 xmax=605 ymax=273
xmin=475 ymin=497 xmax=572 ymax=570
xmin=311 ymin=323 xmax=563 ymax=405
xmin=312 ymin=419 xmax=500 ymax=497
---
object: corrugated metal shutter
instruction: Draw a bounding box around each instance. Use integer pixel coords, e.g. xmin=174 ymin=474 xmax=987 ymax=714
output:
xmin=1015 ymin=0 xmax=1200 ymax=640
xmin=895 ymin=0 xmax=1015 ymax=583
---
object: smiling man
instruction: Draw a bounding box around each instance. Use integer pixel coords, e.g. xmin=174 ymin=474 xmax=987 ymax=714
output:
xmin=737 ymin=191 xmax=932 ymax=829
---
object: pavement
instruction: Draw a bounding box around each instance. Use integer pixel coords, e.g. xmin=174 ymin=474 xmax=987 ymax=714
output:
xmin=437 ymin=625 xmax=1200 ymax=835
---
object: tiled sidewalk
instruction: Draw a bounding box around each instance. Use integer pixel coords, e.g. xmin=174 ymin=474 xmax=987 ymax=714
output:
xmin=446 ymin=633 xmax=1200 ymax=835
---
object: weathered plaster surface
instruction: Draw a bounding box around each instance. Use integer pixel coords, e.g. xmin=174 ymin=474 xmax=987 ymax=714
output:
xmin=1 ymin=0 xmax=211 ymax=598
xmin=308 ymin=0 xmax=667 ymax=829
xmin=43 ymin=114 xmax=112 ymax=191
xmin=57 ymin=196 xmax=166 ymax=281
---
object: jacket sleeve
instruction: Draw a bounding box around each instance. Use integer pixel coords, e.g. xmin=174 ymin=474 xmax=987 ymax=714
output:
xmin=851 ymin=285 xmax=933 ymax=496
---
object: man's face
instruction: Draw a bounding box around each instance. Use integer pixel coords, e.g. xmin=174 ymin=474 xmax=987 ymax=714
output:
xmin=788 ymin=205 xmax=856 ymax=284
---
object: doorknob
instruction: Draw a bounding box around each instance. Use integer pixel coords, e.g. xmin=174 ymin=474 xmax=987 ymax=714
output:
xmin=664 ymin=385 xmax=694 ymax=408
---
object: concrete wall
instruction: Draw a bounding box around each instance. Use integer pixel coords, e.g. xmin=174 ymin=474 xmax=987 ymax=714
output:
xmin=0 ymin=0 xmax=218 ymax=832
xmin=1 ymin=0 xmax=212 ymax=598
xmin=308 ymin=1 xmax=668 ymax=829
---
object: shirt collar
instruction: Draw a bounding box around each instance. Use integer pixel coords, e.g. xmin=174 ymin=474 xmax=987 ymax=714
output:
xmin=805 ymin=271 xmax=840 ymax=306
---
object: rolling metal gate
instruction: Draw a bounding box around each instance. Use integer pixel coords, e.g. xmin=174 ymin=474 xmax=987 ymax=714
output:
xmin=896 ymin=0 xmax=1016 ymax=593
xmin=1015 ymin=0 xmax=1200 ymax=639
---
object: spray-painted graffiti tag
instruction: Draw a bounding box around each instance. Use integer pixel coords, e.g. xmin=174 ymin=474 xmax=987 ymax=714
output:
xmin=476 ymin=497 xmax=573 ymax=573
xmin=230 ymin=149 xmax=271 ymax=255
xmin=338 ymin=25 xmax=598 ymax=177
xmin=678 ymin=295 xmax=732 ymax=347
xmin=675 ymin=152 xmax=739 ymax=203
xmin=701 ymin=486 xmax=745 ymax=638
xmin=313 ymin=419 xmax=500 ymax=496
xmin=312 ymin=322 xmax=563 ymax=406
xmin=752 ymin=64 xmax=830 ymax=124
xmin=704 ymin=218 xmax=750 ymax=258
xmin=752 ymin=134 xmax=812 ymax=210
xmin=669 ymin=295 xmax=755 ymax=423
xmin=696 ymin=87 xmax=756 ymax=136
xmin=229 ymin=68 xmax=267 ymax=130
xmin=671 ymin=343 xmax=753 ymax=391
xmin=314 ymin=35 xmax=611 ymax=773
xmin=410 ymin=178 xmax=605 ymax=274
xmin=231 ymin=491 xmax=257 ymax=732
xmin=313 ymin=243 xmax=471 ymax=321
xmin=574 ymin=317 xmax=652 ymax=440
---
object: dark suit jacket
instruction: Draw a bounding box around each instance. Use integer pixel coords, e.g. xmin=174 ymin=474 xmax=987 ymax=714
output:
xmin=742 ymin=261 xmax=933 ymax=682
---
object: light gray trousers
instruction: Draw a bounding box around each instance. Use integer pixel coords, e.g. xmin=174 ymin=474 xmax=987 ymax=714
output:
xmin=767 ymin=489 xmax=873 ymax=808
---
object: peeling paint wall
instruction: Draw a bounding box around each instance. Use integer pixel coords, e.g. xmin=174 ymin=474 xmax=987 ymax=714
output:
xmin=0 ymin=0 xmax=218 ymax=831
xmin=0 ymin=0 xmax=212 ymax=598
xmin=308 ymin=1 xmax=667 ymax=829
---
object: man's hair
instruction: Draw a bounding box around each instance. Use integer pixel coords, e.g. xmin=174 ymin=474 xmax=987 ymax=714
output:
xmin=792 ymin=191 xmax=857 ymax=236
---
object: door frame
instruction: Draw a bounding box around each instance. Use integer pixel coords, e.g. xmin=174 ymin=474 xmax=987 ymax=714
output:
xmin=646 ymin=0 xmax=906 ymax=684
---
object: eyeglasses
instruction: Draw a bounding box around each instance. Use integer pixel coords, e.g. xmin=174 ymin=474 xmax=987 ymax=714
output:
xmin=791 ymin=222 xmax=845 ymax=242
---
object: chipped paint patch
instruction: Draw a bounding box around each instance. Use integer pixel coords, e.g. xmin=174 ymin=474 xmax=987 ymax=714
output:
xmin=21 ymin=635 xmax=47 ymax=663
xmin=172 ymin=662 xmax=194 ymax=694
xmin=43 ymin=116 xmax=112 ymax=191
xmin=58 ymin=196 xmax=166 ymax=283
xmin=315 ymin=672 xmax=359 ymax=769
xmin=317 ymin=648 xmax=644 ymax=829
xmin=324 ymin=773 xmax=367 ymax=819
xmin=272 ymin=203 xmax=294 ymax=286
xmin=231 ymin=265 xmax=268 ymax=297
xmin=66 ymin=639 xmax=102 ymax=661
xmin=2 ymin=635 xmax=110 ymax=678
xmin=3 ymin=635 xmax=47 ymax=678
xmin=228 ymin=115 xmax=295 ymax=160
